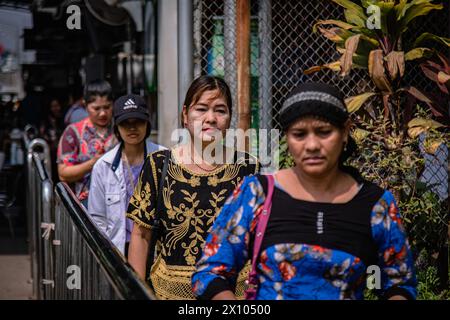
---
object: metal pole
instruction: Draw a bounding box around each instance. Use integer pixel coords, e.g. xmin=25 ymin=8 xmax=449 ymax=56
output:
xmin=224 ymin=0 xmax=237 ymax=128
xmin=178 ymin=0 xmax=193 ymax=111
xmin=26 ymin=149 xmax=37 ymax=298
xmin=192 ymin=0 xmax=202 ymax=78
xmin=125 ymin=40 xmax=132 ymax=94
xmin=259 ymin=0 xmax=272 ymax=132
xmin=158 ymin=0 xmax=179 ymax=147
xmin=259 ymin=0 xmax=273 ymax=172
xmin=27 ymin=138 xmax=50 ymax=299
xmin=41 ymin=179 xmax=54 ymax=299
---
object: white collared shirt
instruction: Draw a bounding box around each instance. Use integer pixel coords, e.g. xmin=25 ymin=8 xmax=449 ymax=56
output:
xmin=87 ymin=138 xmax=166 ymax=254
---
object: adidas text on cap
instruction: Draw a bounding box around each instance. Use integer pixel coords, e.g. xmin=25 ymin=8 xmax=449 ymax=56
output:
xmin=113 ymin=94 xmax=150 ymax=124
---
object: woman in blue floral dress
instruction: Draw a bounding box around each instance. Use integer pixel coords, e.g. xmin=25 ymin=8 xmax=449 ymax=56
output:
xmin=192 ymin=82 xmax=417 ymax=300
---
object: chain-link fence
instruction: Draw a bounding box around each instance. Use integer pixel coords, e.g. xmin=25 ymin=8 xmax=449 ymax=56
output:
xmin=193 ymin=0 xmax=450 ymax=293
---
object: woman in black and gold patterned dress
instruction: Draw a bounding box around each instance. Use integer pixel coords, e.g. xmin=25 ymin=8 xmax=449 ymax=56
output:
xmin=126 ymin=75 xmax=259 ymax=299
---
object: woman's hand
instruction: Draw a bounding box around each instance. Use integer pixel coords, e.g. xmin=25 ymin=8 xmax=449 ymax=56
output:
xmin=211 ymin=290 xmax=237 ymax=300
xmin=388 ymin=295 xmax=408 ymax=300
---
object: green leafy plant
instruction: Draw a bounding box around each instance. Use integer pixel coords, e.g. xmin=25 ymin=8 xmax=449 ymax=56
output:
xmin=416 ymin=259 xmax=450 ymax=300
xmin=417 ymin=53 xmax=450 ymax=124
xmin=305 ymin=0 xmax=450 ymax=140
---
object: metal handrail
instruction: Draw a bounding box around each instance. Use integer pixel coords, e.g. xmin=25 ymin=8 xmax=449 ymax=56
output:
xmin=27 ymin=138 xmax=51 ymax=178
xmin=55 ymin=183 xmax=155 ymax=300
xmin=23 ymin=124 xmax=38 ymax=148
xmin=24 ymin=137 xmax=155 ymax=300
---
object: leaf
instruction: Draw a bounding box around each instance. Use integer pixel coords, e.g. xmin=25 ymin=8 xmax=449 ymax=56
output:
xmin=394 ymin=0 xmax=409 ymax=19
xmin=361 ymin=0 xmax=378 ymax=9
xmin=436 ymin=53 xmax=449 ymax=72
xmin=344 ymin=9 xmax=367 ymax=28
xmin=350 ymin=26 xmax=378 ymax=39
xmin=332 ymin=0 xmax=368 ymax=25
xmin=407 ymin=126 xmax=425 ymax=139
xmin=404 ymin=48 xmax=433 ymax=61
xmin=376 ymin=1 xmax=396 ymax=35
xmin=352 ymin=128 xmax=371 ymax=144
xmin=407 ymin=117 xmax=445 ymax=138
xmin=304 ymin=61 xmax=341 ymax=75
xmin=424 ymin=139 xmax=444 ymax=155
xmin=385 ymin=51 xmax=405 ymax=80
xmin=352 ymin=53 xmax=369 ymax=69
xmin=408 ymin=117 xmax=444 ymax=129
xmin=402 ymin=86 xmax=444 ymax=117
xmin=345 ymin=92 xmax=377 ymax=113
xmin=317 ymin=26 xmax=346 ymax=43
xmin=402 ymin=86 xmax=433 ymax=105
xmin=413 ymin=32 xmax=450 ymax=48
xmin=340 ymin=34 xmax=361 ymax=76
xmin=368 ymin=49 xmax=392 ymax=93
xmin=398 ymin=2 xmax=443 ymax=34
xmin=437 ymin=71 xmax=450 ymax=84
xmin=313 ymin=19 xmax=356 ymax=32
xmin=421 ymin=64 xmax=441 ymax=84
xmin=421 ymin=64 xmax=449 ymax=94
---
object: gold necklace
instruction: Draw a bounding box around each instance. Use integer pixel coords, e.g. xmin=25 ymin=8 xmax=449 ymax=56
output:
xmin=189 ymin=154 xmax=220 ymax=172
xmin=122 ymin=153 xmax=143 ymax=191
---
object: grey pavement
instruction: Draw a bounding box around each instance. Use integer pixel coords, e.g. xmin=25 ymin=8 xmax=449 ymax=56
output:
xmin=0 ymin=254 xmax=33 ymax=299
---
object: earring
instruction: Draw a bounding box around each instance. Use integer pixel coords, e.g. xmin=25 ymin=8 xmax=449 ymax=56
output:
xmin=343 ymin=141 xmax=348 ymax=152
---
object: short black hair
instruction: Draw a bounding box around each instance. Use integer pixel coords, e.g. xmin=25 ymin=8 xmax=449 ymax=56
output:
xmin=183 ymin=75 xmax=232 ymax=114
xmin=84 ymin=80 xmax=113 ymax=104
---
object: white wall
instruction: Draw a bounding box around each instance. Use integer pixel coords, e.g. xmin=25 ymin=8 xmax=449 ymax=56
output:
xmin=0 ymin=7 xmax=34 ymax=98
xmin=157 ymin=0 xmax=179 ymax=147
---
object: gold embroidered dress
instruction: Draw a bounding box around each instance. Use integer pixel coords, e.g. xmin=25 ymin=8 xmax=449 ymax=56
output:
xmin=126 ymin=149 xmax=259 ymax=299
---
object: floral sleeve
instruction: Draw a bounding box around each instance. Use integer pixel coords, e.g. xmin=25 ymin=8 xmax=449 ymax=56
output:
xmin=192 ymin=175 xmax=265 ymax=300
xmin=56 ymin=125 xmax=79 ymax=165
xmin=126 ymin=153 xmax=159 ymax=229
xmin=371 ymin=190 xmax=417 ymax=299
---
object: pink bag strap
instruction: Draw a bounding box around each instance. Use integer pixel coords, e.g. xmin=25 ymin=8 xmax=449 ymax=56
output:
xmin=250 ymin=174 xmax=275 ymax=276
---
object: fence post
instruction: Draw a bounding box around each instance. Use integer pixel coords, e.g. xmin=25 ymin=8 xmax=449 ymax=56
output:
xmin=26 ymin=138 xmax=50 ymax=300
xmin=178 ymin=0 xmax=193 ymax=112
xmin=258 ymin=0 xmax=273 ymax=172
xmin=224 ymin=0 xmax=238 ymax=128
xmin=236 ymin=0 xmax=251 ymax=135
xmin=41 ymin=178 xmax=54 ymax=299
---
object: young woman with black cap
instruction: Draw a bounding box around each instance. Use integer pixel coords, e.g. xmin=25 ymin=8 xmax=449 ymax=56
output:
xmin=88 ymin=94 xmax=164 ymax=255
xmin=192 ymin=82 xmax=417 ymax=300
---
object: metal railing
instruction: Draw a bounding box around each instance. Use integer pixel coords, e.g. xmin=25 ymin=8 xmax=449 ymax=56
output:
xmin=53 ymin=183 xmax=155 ymax=300
xmin=25 ymin=137 xmax=52 ymax=300
xmin=24 ymin=136 xmax=155 ymax=300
